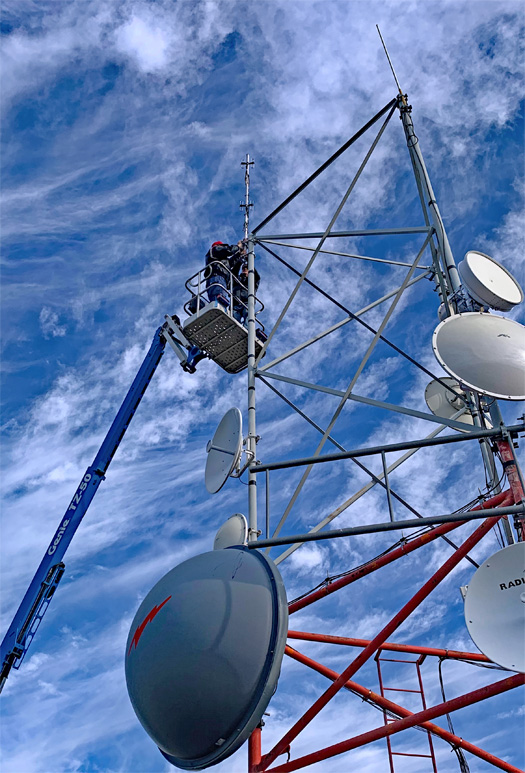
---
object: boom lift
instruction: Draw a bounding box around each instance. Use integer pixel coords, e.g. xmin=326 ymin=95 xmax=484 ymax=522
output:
xmin=0 ymin=270 xmax=265 ymax=690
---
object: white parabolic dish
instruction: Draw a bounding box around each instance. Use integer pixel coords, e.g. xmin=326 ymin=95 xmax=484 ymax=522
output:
xmin=205 ymin=407 xmax=243 ymax=494
xmin=424 ymin=377 xmax=492 ymax=433
xmin=458 ymin=250 xmax=523 ymax=311
xmin=214 ymin=513 xmax=248 ymax=550
xmin=432 ymin=313 xmax=525 ymax=401
xmin=464 ymin=542 xmax=525 ymax=673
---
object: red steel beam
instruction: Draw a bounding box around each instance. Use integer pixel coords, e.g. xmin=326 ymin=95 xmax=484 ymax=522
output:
xmin=249 ymin=727 xmax=262 ymax=773
xmin=287 ymin=630 xmax=490 ymax=662
xmin=497 ymin=439 xmax=525 ymax=539
xmin=268 ymin=656 xmax=524 ymax=772
xmin=288 ymin=489 xmax=510 ymax=615
xmin=284 ymin=644 xmax=522 ymax=773
xmin=257 ymin=511 xmax=508 ymax=771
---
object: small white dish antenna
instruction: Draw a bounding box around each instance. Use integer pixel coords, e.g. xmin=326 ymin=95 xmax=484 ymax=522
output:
xmin=464 ymin=542 xmax=525 ymax=673
xmin=205 ymin=408 xmax=243 ymax=494
xmin=432 ymin=312 xmax=525 ymax=401
xmin=458 ymin=250 xmax=523 ymax=311
xmin=214 ymin=513 xmax=248 ymax=550
xmin=424 ymin=377 xmax=492 ymax=433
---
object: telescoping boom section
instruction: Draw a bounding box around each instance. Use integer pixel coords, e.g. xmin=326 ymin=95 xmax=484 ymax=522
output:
xmin=1 ymin=259 xmax=266 ymax=688
xmin=0 ymin=327 xmax=169 ymax=689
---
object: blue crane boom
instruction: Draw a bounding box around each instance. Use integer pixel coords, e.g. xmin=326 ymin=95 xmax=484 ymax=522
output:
xmin=0 ymin=275 xmax=258 ymax=691
xmin=0 ymin=326 xmax=168 ymax=690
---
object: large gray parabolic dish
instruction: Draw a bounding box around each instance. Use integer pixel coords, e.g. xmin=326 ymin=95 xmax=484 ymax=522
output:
xmin=464 ymin=542 xmax=525 ymax=673
xmin=432 ymin=313 xmax=525 ymax=401
xmin=458 ymin=250 xmax=523 ymax=311
xmin=205 ymin=408 xmax=243 ymax=494
xmin=125 ymin=547 xmax=288 ymax=770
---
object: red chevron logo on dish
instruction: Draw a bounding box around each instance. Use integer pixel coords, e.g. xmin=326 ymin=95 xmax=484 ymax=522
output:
xmin=128 ymin=595 xmax=171 ymax=655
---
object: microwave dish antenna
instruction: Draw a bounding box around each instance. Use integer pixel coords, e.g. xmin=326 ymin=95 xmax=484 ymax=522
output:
xmin=464 ymin=542 xmax=525 ymax=673
xmin=214 ymin=513 xmax=248 ymax=550
xmin=432 ymin=313 xmax=525 ymax=400
xmin=458 ymin=250 xmax=523 ymax=311
xmin=125 ymin=547 xmax=289 ymax=770
xmin=424 ymin=377 xmax=492 ymax=433
xmin=205 ymin=408 xmax=243 ymax=494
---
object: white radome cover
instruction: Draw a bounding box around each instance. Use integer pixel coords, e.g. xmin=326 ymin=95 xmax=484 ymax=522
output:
xmin=464 ymin=543 xmax=525 ymax=673
xmin=458 ymin=250 xmax=523 ymax=311
xmin=432 ymin=312 xmax=525 ymax=401
xmin=214 ymin=513 xmax=248 ymax=549
xmin=424 ymin=377 xmax=492 ymax=432
xmin=205 ymin=407 xmax=243 ymax=494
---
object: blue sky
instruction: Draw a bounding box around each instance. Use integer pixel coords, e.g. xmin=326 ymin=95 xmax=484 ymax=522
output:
xmin=1 ymin=1 xmax=524 ymax=772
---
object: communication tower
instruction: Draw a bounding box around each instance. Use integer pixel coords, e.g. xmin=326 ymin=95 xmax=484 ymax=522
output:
xmin=2 ymin=42 xmax=524 ymax=773
xmin=129 ymin=88 xmax=525 ymax=771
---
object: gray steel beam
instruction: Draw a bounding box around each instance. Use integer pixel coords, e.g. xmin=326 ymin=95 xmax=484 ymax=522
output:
xmin=258 ymin=370 xmax=472 ymax=431
xmin=256 ymin=227 xmax=431 ymax=240
xmin=252 ymin=98 xmax=397 ymax=235
xmin=382 ymin=451 xmax=395 ymax=522
xmin=243 ymin=154 xmax=258 ymax=543
xmin=252 ymin=423 xmax=524 ymax=473
xmin=250 ymin=505 xmax=525 ymax=549
xmin=400 ymin=105 xmax=461 ymax=293
xmin=256 ymin=239 xmax=432 ymax=270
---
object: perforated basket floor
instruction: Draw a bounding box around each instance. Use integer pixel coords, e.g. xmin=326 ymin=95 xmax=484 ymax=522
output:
xmin=183 ymin=305 xmax=263 ymax=374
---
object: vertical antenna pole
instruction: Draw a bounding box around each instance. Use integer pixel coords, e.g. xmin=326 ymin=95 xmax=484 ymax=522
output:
xmin=242 ymin=154 xmax=253 ymax=241
xmin=400 ymin=106 xmax=461 ymax=295
xmin=376 ymin=25 xmax=405 ymax=102
xmin=378 ymin=27 xmax=509 ymax=516
xmin=241 ymin=154 xmax=258 ymax=542
xmin=266 ymin=470 xmax=270 ymax=539
xmin=376 ymin=26 xmax=461 ymax=296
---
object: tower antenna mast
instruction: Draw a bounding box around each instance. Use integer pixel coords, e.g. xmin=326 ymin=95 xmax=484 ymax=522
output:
xmin=240 ymin=153 xmax=258 ymax=543
xmin=240 ymin=153 xmax=254 ymax=241
xmin=376 ymin=25 xmax=407 ymax=105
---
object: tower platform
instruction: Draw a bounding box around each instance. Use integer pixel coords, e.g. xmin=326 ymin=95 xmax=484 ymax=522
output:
xmin=183 ymin=303 xmax=264 ymax=374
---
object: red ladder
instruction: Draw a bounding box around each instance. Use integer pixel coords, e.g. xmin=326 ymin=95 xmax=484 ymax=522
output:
xmin=375 ymin=651 xmax=438 ymax=772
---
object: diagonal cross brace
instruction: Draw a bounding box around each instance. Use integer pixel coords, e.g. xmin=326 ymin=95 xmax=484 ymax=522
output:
xmin=281 ymin=645 xmax=523 ymax=773
xmin=255 ymin=103 xmax=397 ymax=367
xmin=266 ymin=231 xmax=431 ymax=547
xmin=257 ymin=510 xmax=508 ymax=770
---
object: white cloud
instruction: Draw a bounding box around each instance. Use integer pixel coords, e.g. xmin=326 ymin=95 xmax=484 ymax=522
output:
xmin=115 ymin=13 xmax=170 ymax=73
xmin=39 ymin=306 xmax=67 ymax=337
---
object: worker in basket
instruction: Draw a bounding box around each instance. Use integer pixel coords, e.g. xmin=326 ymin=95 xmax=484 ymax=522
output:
xmin=184 ymin=240 xmax=246 ymax=371
xmin=232 ymin=262 xmax=260 ymax=324
xmin=205 ymin=240 xmax=246 ymax=307
xmin=231 ymin=258 xmax=267 ymax=342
